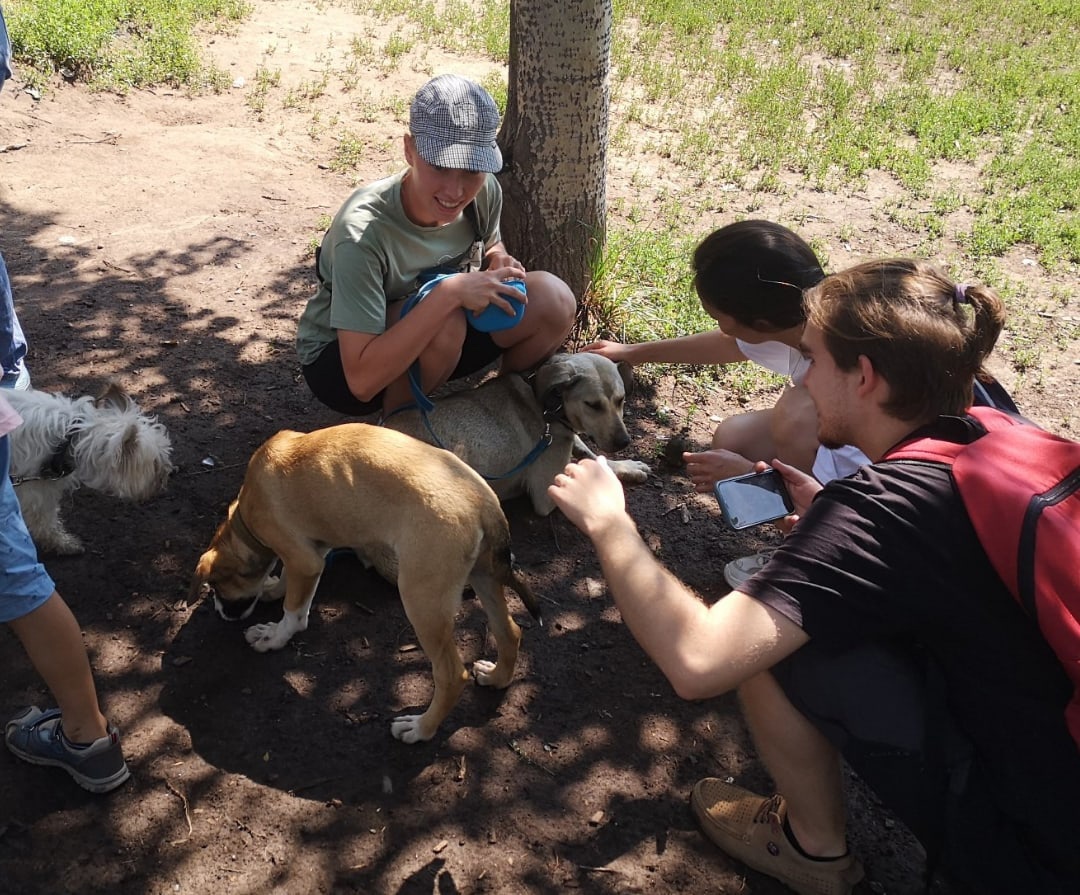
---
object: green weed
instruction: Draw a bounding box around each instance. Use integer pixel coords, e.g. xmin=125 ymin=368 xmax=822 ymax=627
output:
xmin=5 ymin=0 xmax=249 ymax=92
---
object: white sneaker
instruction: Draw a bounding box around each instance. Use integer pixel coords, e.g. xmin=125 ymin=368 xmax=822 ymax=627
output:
xmin=723 ymin=548 xmax=776 ymax=590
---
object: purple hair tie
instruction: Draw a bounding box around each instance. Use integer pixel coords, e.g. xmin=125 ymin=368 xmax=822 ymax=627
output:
xmin=955 ymin=283 xmax=970 ymax=304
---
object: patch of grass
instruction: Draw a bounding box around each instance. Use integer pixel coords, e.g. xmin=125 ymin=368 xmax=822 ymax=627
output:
xmin=245 ymin=61 xmax=280 ymax=116
xmin=586 ymin=227 xmax=702 ymax=345
xmin=347 ymin=0 xmax=1075 ymax=374
xmin=282 ymin=72 xmax=330 ymax=110
xmin=5 ymin=0 xmax=249 ymax=92
xmin=330 ymin=132 xmax=368 ymax=173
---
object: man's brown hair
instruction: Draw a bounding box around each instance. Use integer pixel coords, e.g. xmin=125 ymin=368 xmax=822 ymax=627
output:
xmin=804 ymin=259 xmax=1006 ymax=421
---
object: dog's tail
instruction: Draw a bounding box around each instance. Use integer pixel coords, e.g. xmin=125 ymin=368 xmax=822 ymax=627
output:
xmin=493 ymin=543 xmax=542 ymax=626
xmin=507 ymin=564 xmax=543 ymax=627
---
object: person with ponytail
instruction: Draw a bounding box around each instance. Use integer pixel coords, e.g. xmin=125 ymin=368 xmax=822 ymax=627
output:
xmin=549 ymin=258 xmax=1079 ymax=895
xmin=583 ymin=225 xmax=1018 ymax=588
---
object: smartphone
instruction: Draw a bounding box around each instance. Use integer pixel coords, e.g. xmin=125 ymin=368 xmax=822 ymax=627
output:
xmin=714 ymin=468 xmax=794 ymax=530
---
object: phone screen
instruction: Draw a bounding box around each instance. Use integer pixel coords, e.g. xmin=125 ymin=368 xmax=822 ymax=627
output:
xmin=714 ymin=469 xmax=794 ymax=530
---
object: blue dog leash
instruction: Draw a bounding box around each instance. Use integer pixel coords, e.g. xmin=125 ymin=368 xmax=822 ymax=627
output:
xmin=389 ymin=271 xmax=545 ymax=480
xmin=382 ymin=389 xmax=557 ymax=483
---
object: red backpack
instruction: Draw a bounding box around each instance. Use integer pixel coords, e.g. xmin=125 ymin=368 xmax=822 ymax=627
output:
xmin=886 ymin=406 xmax=1080 ymax=748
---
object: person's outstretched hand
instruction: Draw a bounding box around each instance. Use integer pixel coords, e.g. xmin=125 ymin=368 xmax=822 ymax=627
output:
xmin=548 ymin=456 xmax=629 ymax=539
xmin=579 ymin=339 xmax=633 ymax=363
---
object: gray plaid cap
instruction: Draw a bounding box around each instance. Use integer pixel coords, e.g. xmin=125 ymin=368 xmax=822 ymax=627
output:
xmin=409 ymin=74 xmax=503 ymax=173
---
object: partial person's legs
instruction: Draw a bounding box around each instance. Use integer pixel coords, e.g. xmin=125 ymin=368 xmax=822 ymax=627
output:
xmin=301 ymin=340 xmax=383 ymax=416
xmin=494 ymin=270 xmax=576 ymax=373
xmin=689 ymin=664 xmax=869 ymax=894
xmin=381 ymin=269 xmax=574 ymax=413
xmin=686 ymin=384 xmax=821 ymax=498
xmin=382 ymin=301 xmax=472 ymax=412
xmin=8 ymin=593 xmax=109 ymax=744
xmin=2 ymin=435 xmax=129 ymax=792
xmin=711 ymin=384 xmax=819 ymax=476
xmin=736 ymin=670 xmax=848 ymax=857
xmin=690 ymin=669 xmax=865 ymax=893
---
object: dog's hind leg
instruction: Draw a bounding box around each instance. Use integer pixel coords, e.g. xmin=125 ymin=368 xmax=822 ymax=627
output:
xmin=390 ymin=575 xmax=470 ymax=744
xmin=15 ymin=485 xmax=85 ymax=555
xmin=468 ymin=569 xmax=522 ymax=689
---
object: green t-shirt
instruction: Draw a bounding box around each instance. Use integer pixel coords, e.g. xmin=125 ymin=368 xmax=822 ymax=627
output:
xmin=296 ymin=169 xmax=502 ymax=365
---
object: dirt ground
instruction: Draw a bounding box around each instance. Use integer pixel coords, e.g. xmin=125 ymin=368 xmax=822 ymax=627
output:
xmin=1 ymin=3 xmax=1077 ymax=894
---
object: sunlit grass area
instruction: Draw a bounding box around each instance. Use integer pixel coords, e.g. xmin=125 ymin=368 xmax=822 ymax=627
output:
xmin=4 ymin=0 xmax=249 ymax=92
xmin=6 ymin=0 xmax=1077 ymax=390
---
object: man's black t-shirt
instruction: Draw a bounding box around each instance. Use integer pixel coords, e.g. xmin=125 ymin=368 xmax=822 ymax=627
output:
xmin=741 ymin=453 xmax=1080 ymax=883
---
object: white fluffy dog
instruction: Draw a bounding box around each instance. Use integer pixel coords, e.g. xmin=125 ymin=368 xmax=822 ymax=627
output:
xmin=5 ymin=383 xmax=173 ymax=554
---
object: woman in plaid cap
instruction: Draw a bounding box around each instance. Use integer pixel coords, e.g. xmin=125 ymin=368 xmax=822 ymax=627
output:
xmin=298 ymin=74 xmax=576 ymax=416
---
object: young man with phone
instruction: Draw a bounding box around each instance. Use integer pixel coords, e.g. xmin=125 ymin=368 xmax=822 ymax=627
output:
xmin=549 ymin=259 xmax=1080 ymax=895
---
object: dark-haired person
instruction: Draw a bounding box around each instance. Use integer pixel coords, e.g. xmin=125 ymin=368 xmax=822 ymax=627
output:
xmin=297 ymin=73 xmax=575 ymax=417
xmin=583 ymin=220 xmax=1017 ymax=585
xmin=552 ymin=259 xmax=1080 ymax=895
xmin=583 ymin=220 xmax=867 ymax=584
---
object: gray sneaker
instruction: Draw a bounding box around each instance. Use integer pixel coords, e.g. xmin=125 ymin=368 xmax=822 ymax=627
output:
xmin=723 ymin=548 xmax=776 ymax=590
xmin=5 ymin=706 xmax=131 ymax=794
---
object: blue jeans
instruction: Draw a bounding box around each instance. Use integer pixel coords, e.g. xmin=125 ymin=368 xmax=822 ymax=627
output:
xmin=0 ymin=435 xmax=55 ymax=623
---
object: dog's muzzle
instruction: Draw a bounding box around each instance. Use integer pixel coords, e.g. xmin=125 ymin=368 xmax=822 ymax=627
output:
xmin=212 ymin=591 xmax=260 ymax=622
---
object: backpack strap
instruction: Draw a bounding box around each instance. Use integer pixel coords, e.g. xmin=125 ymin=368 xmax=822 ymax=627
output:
xmin=885 ymin=413 xmax=987 ymax=464
xmin=463 ymin=200 xmax=484 ymax=242
xmin=463 ymin=201 xmax=486 ymax=272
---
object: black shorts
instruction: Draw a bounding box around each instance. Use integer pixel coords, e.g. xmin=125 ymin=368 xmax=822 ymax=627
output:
xmin=301 ymin=326 xmax=502 ymax=416
xmin=773 ymin=642 xmax=1079 ymax=893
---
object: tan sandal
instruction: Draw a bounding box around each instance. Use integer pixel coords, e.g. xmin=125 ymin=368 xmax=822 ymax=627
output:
xmin=690 ymin=777 xmax=865 ymax=895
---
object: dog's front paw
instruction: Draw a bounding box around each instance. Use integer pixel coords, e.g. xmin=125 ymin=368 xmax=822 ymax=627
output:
xmin=244 ymin=622 xmax=291 ymax=652
xmin=609 ymin=458 xmax=651 ymax=485
xmin=36 ymin=531 xmax=86 ymax=555
xmin=50 ymin=540 xmax=87 ymax=556
xmin=259 ymin=574 xmax=286 ymax=601
xmin=473 ymin=659 xmax=513 ymax=689
xmin=390 ymin=714 xmax=435 ymax=744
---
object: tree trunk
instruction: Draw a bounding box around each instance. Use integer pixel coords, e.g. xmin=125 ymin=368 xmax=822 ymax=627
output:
xmin=499 ymin=0 xmax=611 ymax=306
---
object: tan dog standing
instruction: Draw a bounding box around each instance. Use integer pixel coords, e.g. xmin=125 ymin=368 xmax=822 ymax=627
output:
xmin=191 ymin=423 xmax=539 ymax=743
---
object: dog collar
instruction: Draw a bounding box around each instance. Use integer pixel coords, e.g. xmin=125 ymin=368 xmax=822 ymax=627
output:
xmin=231 ymin=508 xmax=274 ymax=558
xmin=9 ymin=429 xmax=77 ymax=486
xmin=540 ymin=392 xmax=574 ymax=431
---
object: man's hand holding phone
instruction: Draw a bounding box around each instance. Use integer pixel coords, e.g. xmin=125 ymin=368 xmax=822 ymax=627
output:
xmin=760 ymin=459 xmax=822 ymax=533
xmin=713 ymin=459 xmax=822 ymax=532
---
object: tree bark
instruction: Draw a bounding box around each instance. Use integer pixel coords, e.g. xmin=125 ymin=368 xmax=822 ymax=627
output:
xmin=499 ymin=0 xmax=611 ymax=305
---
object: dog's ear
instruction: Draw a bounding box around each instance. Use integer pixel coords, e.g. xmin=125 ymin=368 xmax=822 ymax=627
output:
xmin=95 ymin=381 xmax=132 ymax=411
xmin=532 ymin=354 xmax=578 ymax=400
xmin=189 ymin=552 xmax=215 ymax=601
xmin=616 ymin=361 xmax=635 ymax=397
xmin=120 ymin=423 xmax=142 ymax=464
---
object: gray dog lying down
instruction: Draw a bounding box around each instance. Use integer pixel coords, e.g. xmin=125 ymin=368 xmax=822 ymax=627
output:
xmin=383 ymin=352 xmax=651 ymax=516
xmin=191 ymin=424 xmax=540 ymax=744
